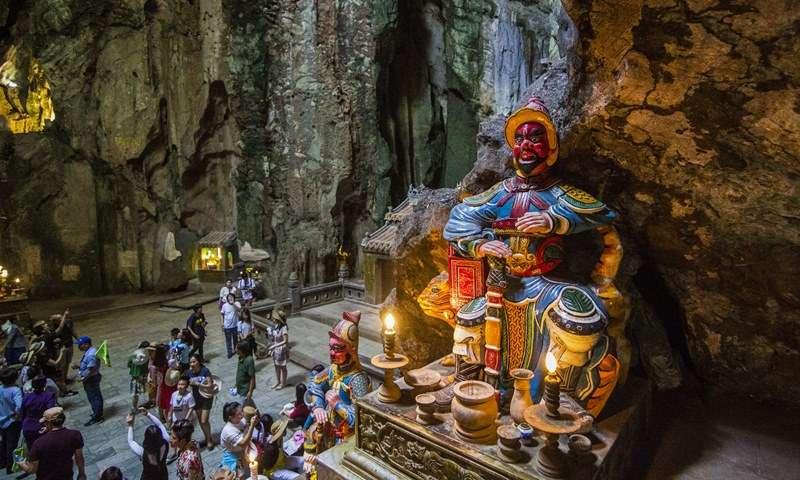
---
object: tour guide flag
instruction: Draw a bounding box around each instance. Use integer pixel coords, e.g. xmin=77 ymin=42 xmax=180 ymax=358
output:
xmin=96 ymin=340 xmax=111 ymax=367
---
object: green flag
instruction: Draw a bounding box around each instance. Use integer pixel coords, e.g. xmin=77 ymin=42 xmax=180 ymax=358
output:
xmin=96 ymin=340 xmax=111 ymax=367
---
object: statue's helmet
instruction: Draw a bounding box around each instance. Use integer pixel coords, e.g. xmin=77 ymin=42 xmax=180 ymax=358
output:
xmin=504 ymin=96 xmax=559 ymax=174
xmin=329 ymin=310 xmax=360 ymax=352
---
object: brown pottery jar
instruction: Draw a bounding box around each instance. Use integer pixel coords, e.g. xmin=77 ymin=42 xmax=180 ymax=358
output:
xmin=452 ymin=380 xmax=498 ymax=440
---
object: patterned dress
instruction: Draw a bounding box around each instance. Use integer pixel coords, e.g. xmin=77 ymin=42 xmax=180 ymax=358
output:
xmin=268 ymin=324 xmax=289 ymax=366
xmin=176 ymin=442 xmax=205 ymax=480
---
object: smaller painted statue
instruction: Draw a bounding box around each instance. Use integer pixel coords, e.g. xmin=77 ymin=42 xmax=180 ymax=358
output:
xmin=304 ymin=311 xmax=372 ymax=471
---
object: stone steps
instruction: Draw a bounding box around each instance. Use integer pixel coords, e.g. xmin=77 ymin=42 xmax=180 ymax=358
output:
xmin=300 ymin=300 xmax=384 ymax=344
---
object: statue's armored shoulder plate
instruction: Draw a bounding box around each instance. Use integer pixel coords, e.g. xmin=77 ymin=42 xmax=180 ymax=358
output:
xmin=313 ymin=369 xmax=330 ymax=385
xmin=554 ymin=183 xmax=606 ymax=214
xmin=348 ymin=370 xmax=373 ymax=397
xmin=463 ymin=181 xmax=505 ymax=206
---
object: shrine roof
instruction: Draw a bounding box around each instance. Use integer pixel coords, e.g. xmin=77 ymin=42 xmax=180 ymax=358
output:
xmin=197 ymin=231 xmax=238 ymax=247
xmin=361 ymin=198 xmax=414 ymax=255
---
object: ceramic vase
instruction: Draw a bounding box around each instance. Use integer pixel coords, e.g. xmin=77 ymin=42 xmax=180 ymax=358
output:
xmin=509 ymin=368 xmax=534 ymax=425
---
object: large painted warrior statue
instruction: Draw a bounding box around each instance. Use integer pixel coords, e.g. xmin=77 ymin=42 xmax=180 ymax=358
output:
xmin=304 ymin=311 xmax=373 ymax=472
xmin=442 ymin=97 xmax=625 ymax=417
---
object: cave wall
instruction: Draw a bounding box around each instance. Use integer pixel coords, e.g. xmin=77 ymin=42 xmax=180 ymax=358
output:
xmin=0 ymin=0 xmax=238 ymax=296
xmin=0 ymin=0 xmax=797 ymax=403
xmin=563 ymin=0 xmax=800 ymax=405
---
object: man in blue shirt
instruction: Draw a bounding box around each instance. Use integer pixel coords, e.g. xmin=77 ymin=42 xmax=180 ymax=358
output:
xmin=0 ymin=367 xmax=22 ymax=474
xmin=76 ymin=336 xmax=103 ymax=426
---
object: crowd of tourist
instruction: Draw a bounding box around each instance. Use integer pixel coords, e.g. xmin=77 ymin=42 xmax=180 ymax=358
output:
xmin=0 ymin=271 xmax=316 ymax=480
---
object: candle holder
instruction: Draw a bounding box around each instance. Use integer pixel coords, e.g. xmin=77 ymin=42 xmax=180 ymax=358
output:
xmin=371 ymin=353 xmax=409 ymax=403
xmin=544 ymin=351 xmax=561 ymax=417
xmin=523 ymin=402 xmax=594 ymax=479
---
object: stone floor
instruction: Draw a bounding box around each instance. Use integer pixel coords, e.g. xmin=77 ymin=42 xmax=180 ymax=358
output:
xmin=643 ymin=388 xmax=800 ymax=480
xmin=3 ymin=296 xmax=306 ymax=479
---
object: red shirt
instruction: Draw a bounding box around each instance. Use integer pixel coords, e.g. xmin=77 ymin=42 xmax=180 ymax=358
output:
xmin=29 ymin=427 xmax=84 ymax=480
xmin=288 ymin=401 xmax=309 ymax=421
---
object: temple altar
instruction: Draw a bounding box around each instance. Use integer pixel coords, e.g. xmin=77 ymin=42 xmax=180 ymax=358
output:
xmin=316 ymin=357 xmax=650 ymax=480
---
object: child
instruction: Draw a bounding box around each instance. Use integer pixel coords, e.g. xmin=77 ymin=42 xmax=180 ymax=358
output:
xmin=282 ymin=383 xmax=310 ymax=429
xmin=167 ymin=378 xmax=196 ymax=464
xmin=168 ymin=378 xmax=196 ymax=426
xmin=168 ymin=329 xmax=189 ymax=372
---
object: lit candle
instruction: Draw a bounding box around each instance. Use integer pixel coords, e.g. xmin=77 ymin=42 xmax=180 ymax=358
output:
xmin=382 ymin=313 xmax=396 ymax=358
xmin=14 ymin=278 xmax=20 ymax=284
xmin=248 ymin=449 xmax=259 ymax=479
xmin=544 ymin=351 xmax=560 ymax=417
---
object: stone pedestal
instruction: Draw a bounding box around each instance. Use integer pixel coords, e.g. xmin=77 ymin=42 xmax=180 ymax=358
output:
xmin=317 ymin=358 xmax=651 ymax=480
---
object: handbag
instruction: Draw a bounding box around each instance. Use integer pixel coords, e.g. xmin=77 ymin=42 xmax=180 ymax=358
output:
xmin=12 ymin=437 xmax=26 ymax=473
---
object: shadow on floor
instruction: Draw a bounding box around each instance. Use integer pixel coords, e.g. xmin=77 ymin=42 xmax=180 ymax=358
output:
xmin=642 ymin=384 xmax=800 ymax=480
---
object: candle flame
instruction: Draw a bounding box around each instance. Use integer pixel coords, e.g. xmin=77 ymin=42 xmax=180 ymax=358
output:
xmin=14 ymin=278 xmax=20 ymax=283
xmin=384 ymin=312 xmax=396 ymax=330
xmin=546 ymin=351 xmax=557 ymax=374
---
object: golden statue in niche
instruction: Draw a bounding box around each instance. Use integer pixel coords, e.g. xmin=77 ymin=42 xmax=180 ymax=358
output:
xmin=0 ymin=45 xmax=56 ymax=134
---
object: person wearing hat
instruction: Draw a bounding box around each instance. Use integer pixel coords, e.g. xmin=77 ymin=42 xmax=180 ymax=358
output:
xmin=260 ymin=414 xmax=301 ymax=480
xmin=442 ymin=96 xmax=622 ymax=416
xmin=75 ymin=335 xmax=104 ymax=426
xmin=19 ymin=406 xmax=87 ymax=480
xmin=0 ymin=367 xmax=22 ymax=475
xmin=266 ymin=308 xmax=289 ymax=389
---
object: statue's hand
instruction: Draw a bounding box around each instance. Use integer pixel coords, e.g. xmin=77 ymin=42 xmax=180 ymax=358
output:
xmin=478 ymin=240 xmax=512 ymax=258
xmin=303 ymin=453 xmax=317 ymax=473
xmin=313 ymin=407 xmax=327 ymax=424
xmin=515 ymin=211 xmax=553 ymax=234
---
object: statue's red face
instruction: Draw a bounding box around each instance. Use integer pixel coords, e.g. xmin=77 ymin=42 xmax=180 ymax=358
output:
xmin=329 ymin=337 xmax=351 ymax=366
xmin=513 ymin=121 xmax=549 ymax=176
